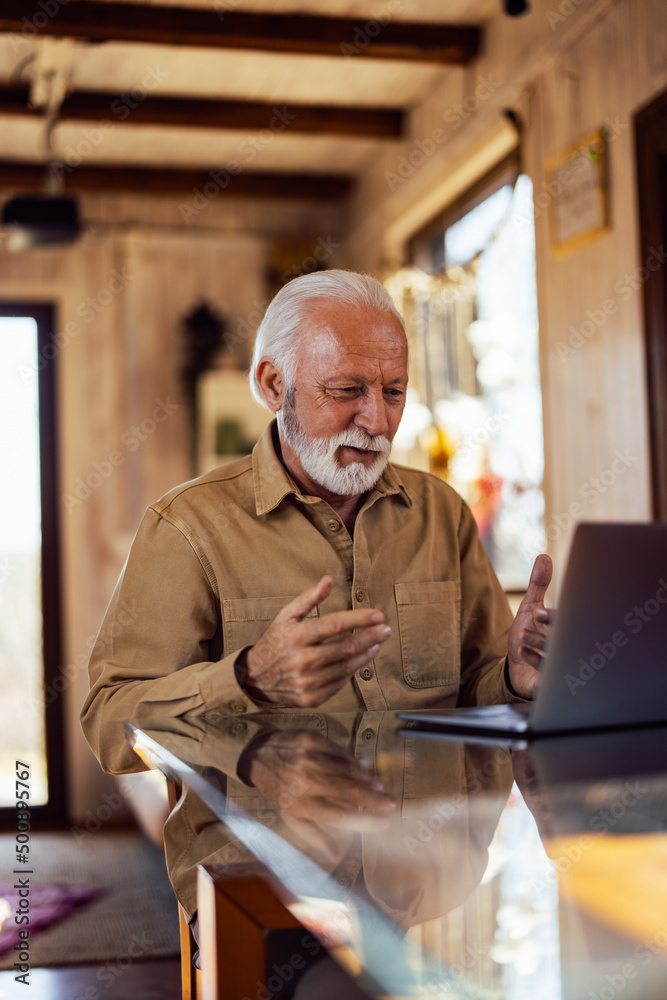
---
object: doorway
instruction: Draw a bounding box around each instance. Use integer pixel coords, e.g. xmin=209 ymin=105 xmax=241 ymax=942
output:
xmin=0 ymin=303 xmax=66 ymax=824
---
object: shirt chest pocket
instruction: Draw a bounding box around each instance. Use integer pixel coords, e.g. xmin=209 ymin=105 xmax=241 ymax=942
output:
xmin=394 ymin=580 xmax=461 ymax=689
xmin=222 ymin=595 xmax=318 ymax=653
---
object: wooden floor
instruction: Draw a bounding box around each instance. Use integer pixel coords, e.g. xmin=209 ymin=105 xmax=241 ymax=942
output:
xmin=0 ymin=957 xmax=182 ymax=999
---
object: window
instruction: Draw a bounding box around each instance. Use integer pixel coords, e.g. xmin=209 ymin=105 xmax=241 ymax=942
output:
xmin=0 ymin=304 xmax=65 ymax=823
xmin=388 ymin=156 xmax=546 ymax=589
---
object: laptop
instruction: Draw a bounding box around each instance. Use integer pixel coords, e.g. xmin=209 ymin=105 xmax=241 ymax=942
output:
xmin=399 ymin=522 xmax=667 ymax=740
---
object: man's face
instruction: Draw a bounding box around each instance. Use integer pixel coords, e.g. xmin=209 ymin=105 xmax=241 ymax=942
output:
xmin=278 ymin=300 xmax=408 ymax=498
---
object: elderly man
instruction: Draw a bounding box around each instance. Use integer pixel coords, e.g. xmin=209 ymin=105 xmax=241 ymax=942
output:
xmin=81 ymin=270 xmax=551 ymax=773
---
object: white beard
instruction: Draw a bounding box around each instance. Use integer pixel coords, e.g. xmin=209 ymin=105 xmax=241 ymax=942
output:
xmin=279 ymin=395 xmax=391 ymax=497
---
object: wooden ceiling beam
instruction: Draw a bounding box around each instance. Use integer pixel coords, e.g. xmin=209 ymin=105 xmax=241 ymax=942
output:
xmin=0 ymin=1 xmax=481 ymax=64
xmin=0 ymin=160 xmax=353 ymax=200
xmin=0 ymin=84 xmax=404 ymax=138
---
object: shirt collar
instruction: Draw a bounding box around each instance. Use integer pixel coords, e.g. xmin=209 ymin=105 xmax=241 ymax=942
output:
xmin=252 ymin=420 xmax=413 ymax=516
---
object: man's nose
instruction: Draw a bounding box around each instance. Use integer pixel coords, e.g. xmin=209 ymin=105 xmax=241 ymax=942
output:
xmin=355 ymin=390 xmax=390 ymax=438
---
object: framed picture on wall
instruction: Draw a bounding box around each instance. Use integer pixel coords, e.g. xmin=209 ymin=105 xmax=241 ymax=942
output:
xmin=545 ymin=129 xmax=609 ymax=255
xmin=197 ymin=369 xmax=273 ymax=476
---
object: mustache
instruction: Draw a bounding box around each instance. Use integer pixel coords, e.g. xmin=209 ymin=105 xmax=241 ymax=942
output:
xmin=279 ymin=397 xmax=391 ymax=459
xmin=333 ymin=428 xmax=391 ymax=455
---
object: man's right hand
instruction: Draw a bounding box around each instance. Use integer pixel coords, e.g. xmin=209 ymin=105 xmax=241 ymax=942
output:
xmin=236 ymin=575 xmax=391 ymax=707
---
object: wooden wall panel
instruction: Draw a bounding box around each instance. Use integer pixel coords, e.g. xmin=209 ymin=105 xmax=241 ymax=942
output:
xmin=527 ymin=0 xmax=657 ymax=588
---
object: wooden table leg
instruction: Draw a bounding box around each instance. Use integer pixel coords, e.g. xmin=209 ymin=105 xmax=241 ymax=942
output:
xmin=197 ymin=867 xmax=322 ymax=1000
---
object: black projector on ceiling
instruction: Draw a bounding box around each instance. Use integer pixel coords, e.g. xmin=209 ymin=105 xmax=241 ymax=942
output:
xmin=2 ymin=194 xmax=82 ymax=248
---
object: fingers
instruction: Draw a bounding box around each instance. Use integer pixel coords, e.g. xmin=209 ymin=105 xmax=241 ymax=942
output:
xmin=297 ymin=757 xmax=394 ymax=806
xmin=519 ymin=636 xmax=547 ymax=668
xmin=523 ymin=554 xmax=553 ymax=607
xmin=249 ymin=730 xmax=397 ymax=857
xmin=256 ymin=619 xmax=390 ymax=707
xmin=275 ymin=582 xmax=388 ymax=642
xmin=308 ymin=621 xmax=390 ymax=666
xmin=290 ymin=771 xmax=396 ymax=816
xmin=325 ymin=783 xmax=397 ymax=816
xmin=300 ymin=607 xmax=386 ymax=644
xmin=521 ymin=626 xmax=548 ymax=648
xmin=519 ymin=647 xmax=543 ymax=669
xmin=264 ymin=732 xmax=385 ymax=791
xmin=510 ymin=555 xmax=555 ymax=680
xmin=296 ymin=796 xmax=396 ymax=831
xmin=274 ymin=575 xmax=335 ymax=624
xmin=246 ymin=587 xmax=391 ymax=706
xmin=301 ymin=637 xmax=388 ymax=694
xmin=517 ymin=620 xmax=549 ymax=663
xmin=304 ymin=745 xmax=385 ymax=789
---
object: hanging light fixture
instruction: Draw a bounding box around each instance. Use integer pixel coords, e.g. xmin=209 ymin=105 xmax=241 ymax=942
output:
xmin=2 ymin=41 xmax=81 ymax=250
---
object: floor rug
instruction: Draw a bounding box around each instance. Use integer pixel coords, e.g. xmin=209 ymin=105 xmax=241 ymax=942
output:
xmin=0 ymin=830 xmax=180 ymax=969
xmin=0 ymin=884 xmax=104 ymax=955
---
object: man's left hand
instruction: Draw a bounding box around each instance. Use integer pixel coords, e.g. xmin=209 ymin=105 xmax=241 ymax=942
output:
xmin=507 ymin=554 xmax=554 ymax=699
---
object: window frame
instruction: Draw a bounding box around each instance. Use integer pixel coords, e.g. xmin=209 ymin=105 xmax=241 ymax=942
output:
xmin=408 ymin=149 xmax=522 ymax=274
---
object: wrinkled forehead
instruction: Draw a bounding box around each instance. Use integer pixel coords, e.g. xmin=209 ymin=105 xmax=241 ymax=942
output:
xmin=295 ymin=299 xmax=408 ymax=372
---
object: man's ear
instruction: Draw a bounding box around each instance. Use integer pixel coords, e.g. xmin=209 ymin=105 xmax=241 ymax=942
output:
xmin=256 ymin=357 xmax=285 ymax=413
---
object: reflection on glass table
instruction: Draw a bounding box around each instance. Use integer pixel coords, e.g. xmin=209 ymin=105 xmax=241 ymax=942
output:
xmin=122 ymin=712 xmax=667 ymax=1000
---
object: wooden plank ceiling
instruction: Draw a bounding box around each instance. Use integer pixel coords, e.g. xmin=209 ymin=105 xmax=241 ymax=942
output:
xmin=0 ymin=0 xmax=496 ymax=201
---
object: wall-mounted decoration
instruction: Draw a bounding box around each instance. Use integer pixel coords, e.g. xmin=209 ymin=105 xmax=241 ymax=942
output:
xmin=180 ymin=300 xmax=228 ymax=469
xmin=545 ymin=130 xmax=609 ymax=255
xmin=197 ymin=370 xmax=272 ymax=476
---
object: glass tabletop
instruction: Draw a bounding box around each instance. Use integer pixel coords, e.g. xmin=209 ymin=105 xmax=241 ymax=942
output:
xmin=123 ymin=711 xmax=667 ymax=1000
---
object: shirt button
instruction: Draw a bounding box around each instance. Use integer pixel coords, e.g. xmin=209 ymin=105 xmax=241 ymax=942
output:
xmin=360 ymin=666 xmax=373 ymax=680
xmin=327 ymin=519 xmax=341 ymax=532
xmin=355 ymin=588 xmax=364 ymax=602
xmin=229 ymin=702 xmax=247 ymax=715
xmin=362 ymin=729 xmax=374 ymax=742
xmin=337 ymin=876 xmax=351 ymax=888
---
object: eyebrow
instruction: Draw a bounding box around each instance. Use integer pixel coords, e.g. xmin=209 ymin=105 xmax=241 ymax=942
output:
xmin=325 ymin=375 xmax=407 ymax=386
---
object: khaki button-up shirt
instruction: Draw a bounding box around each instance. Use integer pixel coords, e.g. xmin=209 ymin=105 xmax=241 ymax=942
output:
xmin=82 ymin=422 xmax=520 ymax=774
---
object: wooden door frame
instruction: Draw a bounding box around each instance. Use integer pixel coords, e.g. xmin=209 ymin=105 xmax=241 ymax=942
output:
xmin=0 ymin=302 xmax=66 ymax=826
xmin=635 ymin=87 xmax=667 ymax=520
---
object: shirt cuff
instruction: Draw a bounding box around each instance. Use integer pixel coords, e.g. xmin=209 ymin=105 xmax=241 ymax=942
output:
xmin=197 ymin=647 xmax=262 ymax=716
xmin=198 ymin=717 xmax=274 ymax=784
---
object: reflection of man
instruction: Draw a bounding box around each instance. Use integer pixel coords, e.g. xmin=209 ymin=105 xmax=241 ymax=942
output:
xmin=82 ymin=270 xmax=551 ymax=772
xmin=134 ymin=711 xmax=513 ymax=930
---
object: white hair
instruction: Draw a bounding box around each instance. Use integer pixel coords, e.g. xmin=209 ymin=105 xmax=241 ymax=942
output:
xmin=248 ymin=269 xmax=405 ymax=409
